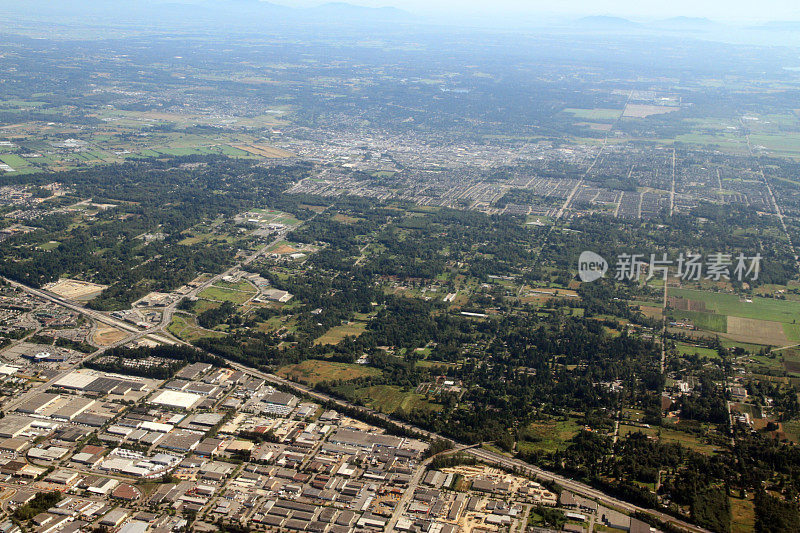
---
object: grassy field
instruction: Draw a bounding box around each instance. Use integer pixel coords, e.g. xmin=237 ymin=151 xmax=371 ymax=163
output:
xmin=415 ymin=359 xmax=458 ymax=370
xmin=659 ymin=425 xmax=722 ymax=454
xmin=669 ymin=309 xmax=727 ymax=332
xmin=314 ymin=322 xmax=367 ymax=345
xmin=784 ymin=323 xmax=800 ymax=342
xmin=671 ymin=288 xmax=800 ymax=324
xmin=781 ymin=419 xmax=800 ymax=443
xmin=563 ymin=108 xmax=622 ymax=120
xmin=780 ymin=347 xmax=800 ymax=375
xmin=337 ymin=384 xmax=441 ymax=414
xmin=730 ymin=496 xmax=755 ymax=533
xmin=750 ymin=133 xmax=800 ymax=155
xmin=178 ymin=231 xmax=240 ymax=245
xmin=675 ymin=342 xmax=720 ymax=359
xmin=168 ymin=313 xmax=226 ymax=342
xmin=215 ymin=279 xmax=257 ymax=292
xmin=619 ymin=423 xmax=721 ymax=454
xmin=331 ymin=213 xmax=362 ymax=224
xmin=276 ymin=360 xmax=380 ymax=385
xmin=36 ymin=241 xmax=60 ymax=251
xmin=517 ymin=417 xmax=583 ymax=454
xmin=190 ymin=299 xmax=221 ymax=315
xmin=0 ymin=154 xmax=35 ymax=172
xmin=673 ymin=132 xmax=748 ymax=154
xmin=726 ymin=316 xmax=789 ymax=346
xmin=197 ymin=285 xmax=255 ymax=304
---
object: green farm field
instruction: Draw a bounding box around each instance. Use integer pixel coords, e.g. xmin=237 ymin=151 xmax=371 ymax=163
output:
xmin=563 ymin=108 xmax=622 ymax=120
xmin=669 ymin=309 xmax=727 ymax=332
xmin=670 ymin=288 xmax=800 ymax=324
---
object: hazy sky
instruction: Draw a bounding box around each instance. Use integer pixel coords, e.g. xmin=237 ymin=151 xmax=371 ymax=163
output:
xmin=278 ymin=0 xmax=800 ymax=22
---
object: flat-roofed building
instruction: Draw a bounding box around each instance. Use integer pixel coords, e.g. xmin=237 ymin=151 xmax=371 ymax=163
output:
xmin=0 ymin=437 xmax=28 ymax=452
xmin=53 ymin=371 xmax=99 ymax=391
xmin=184 ymin=382 xmax=217 ymax=396
xmin=175 ymin=363 xmax=213 ymax=380
xmin=44 ymin=469 xmax=80 ymax=486
xmin=191 ymin=413 xmax=224 ymax=427
xmin=329 ymin=428 xmax=403 ymax=450
xmin=149 ymin=390 xmax=202 ymax=410
xmin=52 ymin=397 xmax=96 ymax=421
xmin=15 ymin=393 xmax=60 ymax=415
xmin=27 ymin=446 xmax=70 ymax=462
xmin=0 ymin=417 xmax=32 ymax=438
xmin=140 ymin=421 xmax=173 ymax=433
xmin=99 ymin=509 xmax=128 ymax=527
xmin=87 ymin=477 xmax=119 ymax=496
xmin=157 ymin=430 xmax=202 ymax=453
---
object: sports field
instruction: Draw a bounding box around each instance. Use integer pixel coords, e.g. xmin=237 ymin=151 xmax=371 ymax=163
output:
xmin=675 ymin=342 xmax=720 ymax=359
xmin=197 ymin=285 xmax=255 ymax=304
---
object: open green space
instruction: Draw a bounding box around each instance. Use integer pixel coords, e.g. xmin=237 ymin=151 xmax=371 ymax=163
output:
xmin=750 ymin=133 xmax=800 ymax=155
xmin=197 ymin=285 xmax=255 ymax=304
xmin=215 ymin=279 xmax=257 ymax=292
xmin=671 ymin=288 xmax=800 ymax=323
xmin=563 ymin=108 xmax=622 ymax=120
xmin=669 ymin=309 xmax=727 ymax=332
xmin=335 ymin=384 xmax=441 ymax=414
xmin=0 ymin=154 xmax=35 ymax=172
xmin=675 ymin=342 xmax=720 ymax=359
xmin=276 ymin=359 xmax=380 ymax=385
xmin=167 ymin=313 xmax=226 ymax=342
xmin=730 ymin=496 xmax=755 ymax=533
xmin=516 ymin=417 xmax=583 ymax=454
xmin=314 ymin=321 xmax=367 ymax=345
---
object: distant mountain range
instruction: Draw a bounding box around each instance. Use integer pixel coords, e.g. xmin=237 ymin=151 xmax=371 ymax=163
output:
xmin=5 ymin=1 xmax=800 ymax=39
xmin=576 ymin=15 xmax=721 ymax=31
xmin=0 ymin=0 xmax=417 ymax=28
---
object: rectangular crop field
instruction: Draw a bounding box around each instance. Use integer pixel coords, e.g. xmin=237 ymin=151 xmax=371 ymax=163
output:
xmin=670 ymin=288 xmax=800 ymax=324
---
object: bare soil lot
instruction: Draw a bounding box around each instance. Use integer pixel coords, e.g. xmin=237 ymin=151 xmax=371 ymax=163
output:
xmin=43 ymin=278 xmax=107 ymax=301
xmin=725 ymin=316 xmax=788 ymax=346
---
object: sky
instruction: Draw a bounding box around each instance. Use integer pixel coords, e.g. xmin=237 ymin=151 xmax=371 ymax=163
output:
xmin=276 ymin=0 xmax=800 ymax=23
